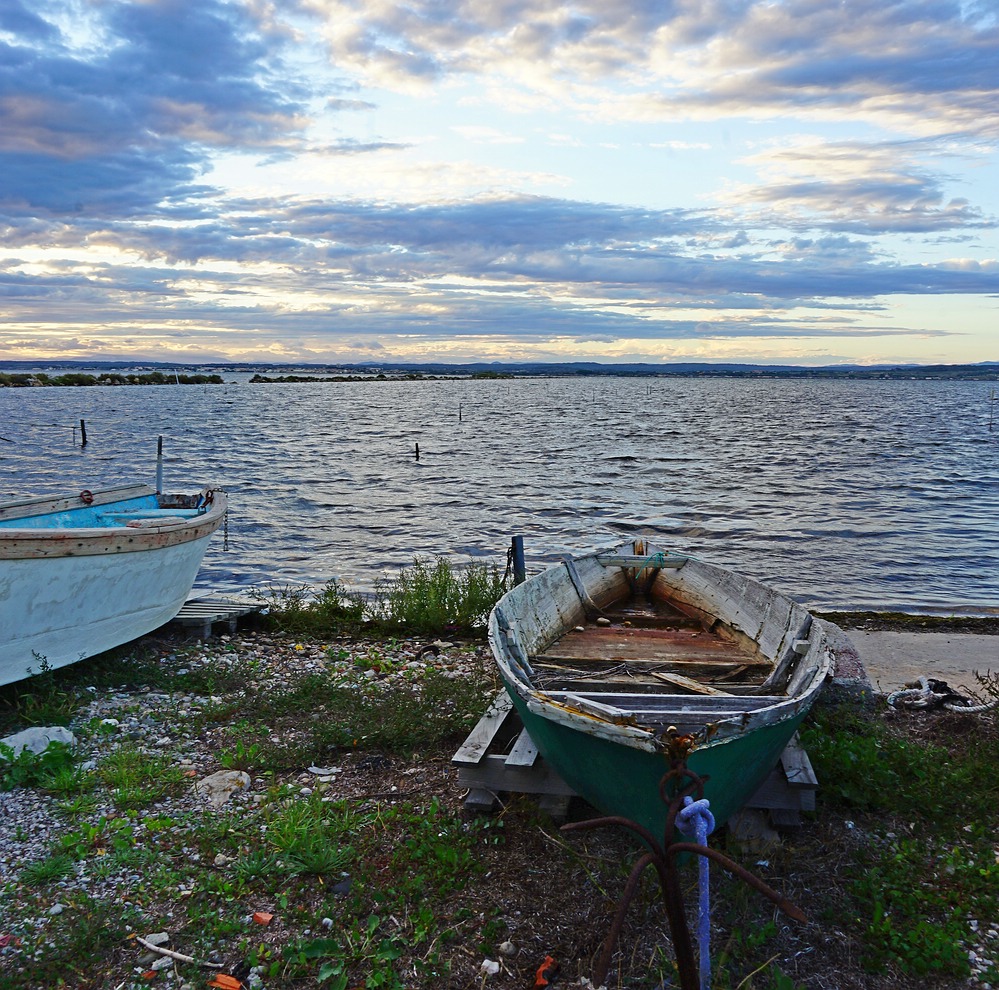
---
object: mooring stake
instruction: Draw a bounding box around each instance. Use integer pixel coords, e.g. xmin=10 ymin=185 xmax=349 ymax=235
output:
xmin=510 ymin=535 xmax=526 ymax=586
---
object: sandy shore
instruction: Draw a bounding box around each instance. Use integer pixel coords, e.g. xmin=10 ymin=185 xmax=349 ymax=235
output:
xmin=840 ymin=627 xmax=998 ymax=692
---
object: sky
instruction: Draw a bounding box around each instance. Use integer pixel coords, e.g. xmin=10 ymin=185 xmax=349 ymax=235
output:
xmin=1 ymin=0 xmax=997 ymax=368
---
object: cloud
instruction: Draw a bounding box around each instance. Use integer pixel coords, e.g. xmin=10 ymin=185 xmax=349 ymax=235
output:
xmin=0 ymin=0 xmax=306 ymax=217
xmin=721 ymin=138 xmax=994 ymax=234
xmin=0 ymin=0 xmax=60 ymax=42
xmin=300 ymin=0 xmax=999 ymax=138
xmin=0 ymin=1 xmax=996 ymax=367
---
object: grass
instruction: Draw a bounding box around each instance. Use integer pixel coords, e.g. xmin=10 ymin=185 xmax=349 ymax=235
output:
xmin=207 ymin=666 xmax=492 ymax=773
xmin=257 ymin=556 xmax=508 ymax=639
xmin=372 ymin=556 xmax=507 ymax=635
xmin=96 ymin=745 xmax=187 ymax=810
xmin=800 ymin=702 xmax=999 ymax=981
xmin=1 ymin=606 xmax=997 ymax=988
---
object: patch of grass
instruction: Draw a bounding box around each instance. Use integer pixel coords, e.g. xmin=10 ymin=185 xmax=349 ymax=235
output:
xmin=0 ymin=655 xmax=84 ymax=731
xmin=0 ymin=894 xmax=141 ymax=990
xmin=373 ymin=556 xmax=506 ymax=635
xmin=202 ymin=665 xmax=491 ymax=768
xmin=256 ymin=578 xmax=368 ymax=638
xmin=273 ymin=796 xmax=488 ymax=987
xmin=96 ymin=745 xmax=186 ymax=810
xmin=0 ymin=740 xmax=78 ymax=792
xmin=263 ymin=793 xmax=359 ymax=876
xmin=259 ymin=558 xmax=507 ymax=639
xmin=801 ymin=702 xmax=999 ymax=978
xmin=18 ymin=853 xmax=76 ymax=887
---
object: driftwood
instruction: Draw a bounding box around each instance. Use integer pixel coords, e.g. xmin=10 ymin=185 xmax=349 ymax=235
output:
xmin=133 ymin=934 xmax=222 ymax=969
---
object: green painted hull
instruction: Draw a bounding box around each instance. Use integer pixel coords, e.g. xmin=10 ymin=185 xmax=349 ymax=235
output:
xmin=504 ymin=684 xmax=806 ymax=840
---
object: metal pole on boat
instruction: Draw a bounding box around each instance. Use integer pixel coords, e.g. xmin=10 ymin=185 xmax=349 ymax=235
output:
xmin=156 ymin=435 xmax=163 ymax=493
xmin=511 ymin=536 xmax=526 ymax=585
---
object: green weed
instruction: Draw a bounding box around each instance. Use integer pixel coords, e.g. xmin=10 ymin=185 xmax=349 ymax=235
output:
xmin=0 ymin=655 xmax=83 ymax=730
xmin=373 ymin=556 xmax=506 ymax=635
xmin=264 ymin=793 xmax=358 ymax=876
xmin=18 ymin=853 xmax=76 ymax=886
xmin=97 ymin=745 xmax=186 ymax=810
xmin=259 ymin=558 xmax=506 ymax=638
xmin=802 ymin=702 xmax=999 ymax=978
xmin=0 ymin=740 xmax=78 ymax=792
xmin=255 ymin=579 xmax=368 ymax=638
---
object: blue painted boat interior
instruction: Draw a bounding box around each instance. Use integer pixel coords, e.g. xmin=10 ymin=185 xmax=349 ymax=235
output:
xmin=0 ymin=494 xmax=203 ymax=530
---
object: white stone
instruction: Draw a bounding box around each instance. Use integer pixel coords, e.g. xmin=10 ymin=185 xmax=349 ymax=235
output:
xmin=194 ymin=770 xmax=251 ymax=808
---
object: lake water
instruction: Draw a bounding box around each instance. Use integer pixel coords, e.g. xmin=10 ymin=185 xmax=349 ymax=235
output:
xmin=2 ymin=376 xmax=997 ymax=612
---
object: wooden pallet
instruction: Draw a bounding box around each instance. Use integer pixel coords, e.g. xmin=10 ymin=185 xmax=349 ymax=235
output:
xmin=168 ymin=595 xmax=262 ymax=638
xmin=452 ymin=694 xmax=576 ymax=818
xmin=452 ymin=693 xmax=817 ymax=824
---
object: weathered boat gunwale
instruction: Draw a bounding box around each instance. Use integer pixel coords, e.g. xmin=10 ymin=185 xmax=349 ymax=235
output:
xmin=0 ymin=485 xmax=226 ymax=559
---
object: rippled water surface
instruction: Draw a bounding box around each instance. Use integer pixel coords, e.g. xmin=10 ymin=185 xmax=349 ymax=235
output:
xmin=2 ymin=377 xmax=997 ymax=610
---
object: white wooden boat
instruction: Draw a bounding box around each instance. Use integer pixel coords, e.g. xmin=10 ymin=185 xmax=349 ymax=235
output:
xmin=488 ymin=540 xmax=833 ymax=836
xmin=0 ymin=484 xmax=227 ymax=686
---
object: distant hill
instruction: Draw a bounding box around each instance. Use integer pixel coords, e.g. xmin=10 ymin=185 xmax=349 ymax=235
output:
xmin=1 ymin=359 xmax=997 ymax=381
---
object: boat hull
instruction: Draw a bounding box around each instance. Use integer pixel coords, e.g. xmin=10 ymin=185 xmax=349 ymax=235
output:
xmin=0 ymin=485 xmax=226 ymax=686
xmin=504 ymin=683 xmax=807 ymax=838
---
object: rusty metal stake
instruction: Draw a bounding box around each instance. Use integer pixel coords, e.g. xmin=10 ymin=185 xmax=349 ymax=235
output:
xmin=562 ymin=755 xmax=806 ymax=990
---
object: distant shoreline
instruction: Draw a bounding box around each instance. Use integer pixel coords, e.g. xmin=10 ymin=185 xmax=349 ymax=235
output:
xmin=2 ymin=359 xmax=997 ymax=383
xmin=0 ymin=370 xmax=223 ymax=388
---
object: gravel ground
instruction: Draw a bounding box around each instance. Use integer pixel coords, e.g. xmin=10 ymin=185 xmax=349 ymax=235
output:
xmin=1 ymin=626 xmax=996 ymax=990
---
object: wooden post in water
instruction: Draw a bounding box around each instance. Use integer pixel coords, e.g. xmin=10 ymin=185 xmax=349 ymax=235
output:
xmin=156 ymin=435 xmax=164 ymax=493
xmin=459 ymin=403 xmax=463 ymax=422
xmin=511 ymin=536 xmax=526 ymax=586
xmin=79 ymin=419 xmax=87 ymax=447
xmin=415 ymin=442 xmax=420 ymax=461
xmin=990 ymin=389 xmax=996 ymax=432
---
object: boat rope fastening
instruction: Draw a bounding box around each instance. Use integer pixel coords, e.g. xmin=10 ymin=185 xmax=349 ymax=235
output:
xmin=677 ymin=796 xmax=716 ymax=990
xmin=887 ymin=676 xmax=999 ymax=714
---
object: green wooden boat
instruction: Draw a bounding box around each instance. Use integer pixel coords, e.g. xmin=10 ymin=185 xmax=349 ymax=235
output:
xmin=487 ymin=541 xmax=833 ymax=838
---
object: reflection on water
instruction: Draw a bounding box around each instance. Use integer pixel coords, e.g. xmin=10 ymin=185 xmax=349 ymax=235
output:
xmin=1 ymin=376 xmax=997 ymax=610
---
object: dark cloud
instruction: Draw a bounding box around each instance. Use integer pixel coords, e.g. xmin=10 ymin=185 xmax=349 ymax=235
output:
xmin=0 ymin=0 xmax=305 ymax=217
xmin=0 ymin=0 xmax=59 ymax=41
xmin=3 ymin=192 xmax=997 ymax=350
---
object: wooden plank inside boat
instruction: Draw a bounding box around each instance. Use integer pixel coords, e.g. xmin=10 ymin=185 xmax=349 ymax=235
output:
xmin=535 ymin=619 xmax=773 ymax=692
xmin=543 ymin=625 xmax=754 ymax=661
